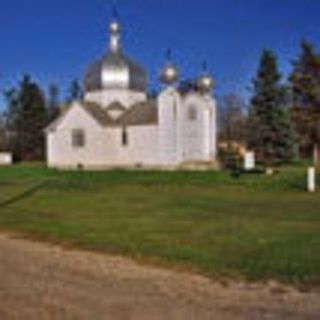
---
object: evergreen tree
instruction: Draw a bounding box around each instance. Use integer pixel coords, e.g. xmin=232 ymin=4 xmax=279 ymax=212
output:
xmin=4 ymin=88 xmax=21 ymax=158
xmin=4 ymin=75 xmax=47 ymax=161
xmin=66 ymin=79 xmax=83 ymax=104
xmin=0 ymin=114 xmax=8 ymax=151
xmin=47 ymin=83 xmax=60 ymax=122
xmin=247 ymin=50 xmax=296 ymax=166
xmin=289 ymin=41 xmax=320 ymax=157
xmin=178 ymin=79 xmax=198 ymax=94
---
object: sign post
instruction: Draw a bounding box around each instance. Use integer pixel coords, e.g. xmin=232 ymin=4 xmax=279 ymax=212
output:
xmin=244 ymin=152 xmax=255 ymax=171
xmin=308 ymin=167 xmax=316 ymax=193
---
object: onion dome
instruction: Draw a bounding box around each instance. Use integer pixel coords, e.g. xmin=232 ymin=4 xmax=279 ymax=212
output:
xmin=197 ymin=62 xmax=214 ymax=94
xmin=84 ymin=19 xmax=148 ymax=93
xmin=159 ymin=50 xmax=179 ymax=85
xmin=109 ymin=20 xmax=120 ymax=35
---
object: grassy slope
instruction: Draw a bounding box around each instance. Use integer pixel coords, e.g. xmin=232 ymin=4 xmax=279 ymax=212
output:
xmin=0 ymin=165 xmax=319 ymax=285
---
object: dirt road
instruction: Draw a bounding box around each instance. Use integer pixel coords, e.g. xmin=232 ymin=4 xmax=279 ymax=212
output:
xmin=0 ymin=233 xmax=319 ymax=320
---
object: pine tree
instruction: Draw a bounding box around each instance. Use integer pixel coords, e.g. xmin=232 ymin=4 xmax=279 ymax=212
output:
xmin=4 ymin=75 xmax=47 ymax=161
xmin=66 ymin=79 xmax=83 ymax=104
xmin=289 ymin=41 xmax=320 ymax=158
xmin=247 ymin=50 xmax=297 ymax=166
xmin=47 ymin=83 xmax=60 ymax=122
xmin=4 ymin=87 xmax=22 ymax=158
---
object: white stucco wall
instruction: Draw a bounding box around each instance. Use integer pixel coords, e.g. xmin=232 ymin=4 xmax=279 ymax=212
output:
xmin=209 ymin=96 xmax=217 ymax=160
xmin=84 ymin=89 xmax=147 ymax=109
xmin=179 ymin=94 xmax=206 ymax=162
xmin=109 ymin=125 xmax=158 ymax=166
xmin=158 ymin=87 xmax=180 ymax=165
xmin=47 ymin=102 xmax=159 ymax=169
xmin=47 ymin=103 xmax=109 ymax=168
xmin=157 ymin=90 xmax=217 ymax=165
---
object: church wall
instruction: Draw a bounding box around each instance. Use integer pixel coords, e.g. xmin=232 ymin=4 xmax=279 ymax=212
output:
xmin=109 ymin=125 xmax=159 ymax=167
xmin=47 ymin=104 xmax=111 ymax=169
xmin=85 ymin=89 xmax=147 ymax=109
xmin=47 ymin=102 xmax=159 ymax=169
xmin=158 ymin=87 xmax=180 ymax=165
xmin=178 ymin=94 xmax=214 ymax=162
xmin=209 ymin=97 xmax=217 ymax=160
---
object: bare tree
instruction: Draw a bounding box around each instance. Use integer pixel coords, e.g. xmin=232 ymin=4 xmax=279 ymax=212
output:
xmin=218 ymin=94 xmax=247 ymax=146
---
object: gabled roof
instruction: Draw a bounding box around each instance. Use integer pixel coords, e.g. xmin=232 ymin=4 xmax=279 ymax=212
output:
xmin=83 ymin=102 xmax=114 ymax=126
xmin=46 ymin=100 xmax=158 ymax=133
xmin=120 ymin=100 xmax=157 ymax=126
xmin=44 ymin=106 xmax=71 ymax=133
xmin=106 ymin=101 xmax=127 ymax=112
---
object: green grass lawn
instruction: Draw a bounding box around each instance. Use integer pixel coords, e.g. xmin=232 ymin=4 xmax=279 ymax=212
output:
xmin=0 ymin=164 xmax=319 ymax=285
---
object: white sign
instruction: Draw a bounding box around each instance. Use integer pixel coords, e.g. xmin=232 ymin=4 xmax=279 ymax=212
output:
xmin=0 ymin=153 xmax=12 ymax=166
xmin=244 ymin=152 xmax=255 ymax=170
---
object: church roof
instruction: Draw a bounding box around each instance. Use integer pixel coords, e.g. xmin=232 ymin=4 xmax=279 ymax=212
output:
xmin=85 ymin=100 xmax=158 ymax=127
xmin=106 ymin=101 xmax=127 ymax=112
xmin=83 ymin=102 xmax=114 ymax=126
xmin=120 ymin=101 xmax=158 ymax=126
xmin=46 ymin=100 xmax=158 ymax=132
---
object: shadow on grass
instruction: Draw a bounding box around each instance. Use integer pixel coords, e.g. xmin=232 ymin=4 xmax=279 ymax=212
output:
xmin=0 ymin=181 xmax=50 ymax=208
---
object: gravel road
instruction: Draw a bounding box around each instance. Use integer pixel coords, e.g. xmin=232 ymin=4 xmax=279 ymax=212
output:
xmin=0 ymin=233 xmax=319 ymax=320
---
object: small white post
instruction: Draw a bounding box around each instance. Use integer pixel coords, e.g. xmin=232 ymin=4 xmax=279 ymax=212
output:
xmin=308 ymin=167 xmax=316 ymax=193
xmin=244 ymin=152 xmax=255 ymax=171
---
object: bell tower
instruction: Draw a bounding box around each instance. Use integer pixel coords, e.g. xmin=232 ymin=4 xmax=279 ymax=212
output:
xmin=158 ymin=50 xmax=181 ymax=165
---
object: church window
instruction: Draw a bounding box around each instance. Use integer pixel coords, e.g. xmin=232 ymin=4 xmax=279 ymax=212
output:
xmin=188 ymin=106 xmax=198 ymax=121
xmin=122 ymin=127 xmax=128 ymax=146
xmin=72 ymin=129 xmax=85 ymax=148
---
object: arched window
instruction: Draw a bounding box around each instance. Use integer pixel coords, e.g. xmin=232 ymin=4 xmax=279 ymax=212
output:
xmin=188 ymin=105 xmax=197 ymax=121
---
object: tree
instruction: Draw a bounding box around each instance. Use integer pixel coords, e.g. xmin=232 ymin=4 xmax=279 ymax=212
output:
xmin=4 ymin=75 xmax=47 ymax=161
xmin=66 ymin=79 xmax=83 ymax=104
xmin=0 ymin=114 xmax=8 ymax=151
xmin=47 ymin=83 xmax=60 ymax=123
xmin=178 ymin=79 xmax=198 ymax=94
xmin=218 ymin=94 xmax=247 ymax=144
xmin=289 ymin=41 xmax=320 ymax=158
xmin=247 ymin=50 xmax=297 ymax=166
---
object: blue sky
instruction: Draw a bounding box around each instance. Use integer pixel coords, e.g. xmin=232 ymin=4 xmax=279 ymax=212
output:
xmin=0 ymin=0 xmax=319 ymax=109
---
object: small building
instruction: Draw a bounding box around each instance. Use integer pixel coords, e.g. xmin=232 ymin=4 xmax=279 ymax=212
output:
xmin=46 ymin=17 xmax=217 ymax=170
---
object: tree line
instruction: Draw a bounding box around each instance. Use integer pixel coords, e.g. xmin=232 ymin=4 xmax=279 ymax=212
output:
xmin=219 ymin=40 xmax=320 ymax=166
xmin=0 ymin=78 xmax=83 ymax=161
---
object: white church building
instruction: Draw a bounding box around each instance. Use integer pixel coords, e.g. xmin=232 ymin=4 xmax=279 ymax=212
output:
xmin=46 ymin=17 xmax=217 ymax=170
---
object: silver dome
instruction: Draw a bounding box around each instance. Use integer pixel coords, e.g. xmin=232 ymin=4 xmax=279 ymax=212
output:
xmin=159 ymin=63 xmax=179 ymax=85
xmin=84 ymin=51 xmax=148 ymax=92
xmin=197 ymin=62 xmax=214 ymax=94
xmin=84 ymin=20 xmax=148 ymax=93
xmin=197 ymin=74 xmax=214 ymax=93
